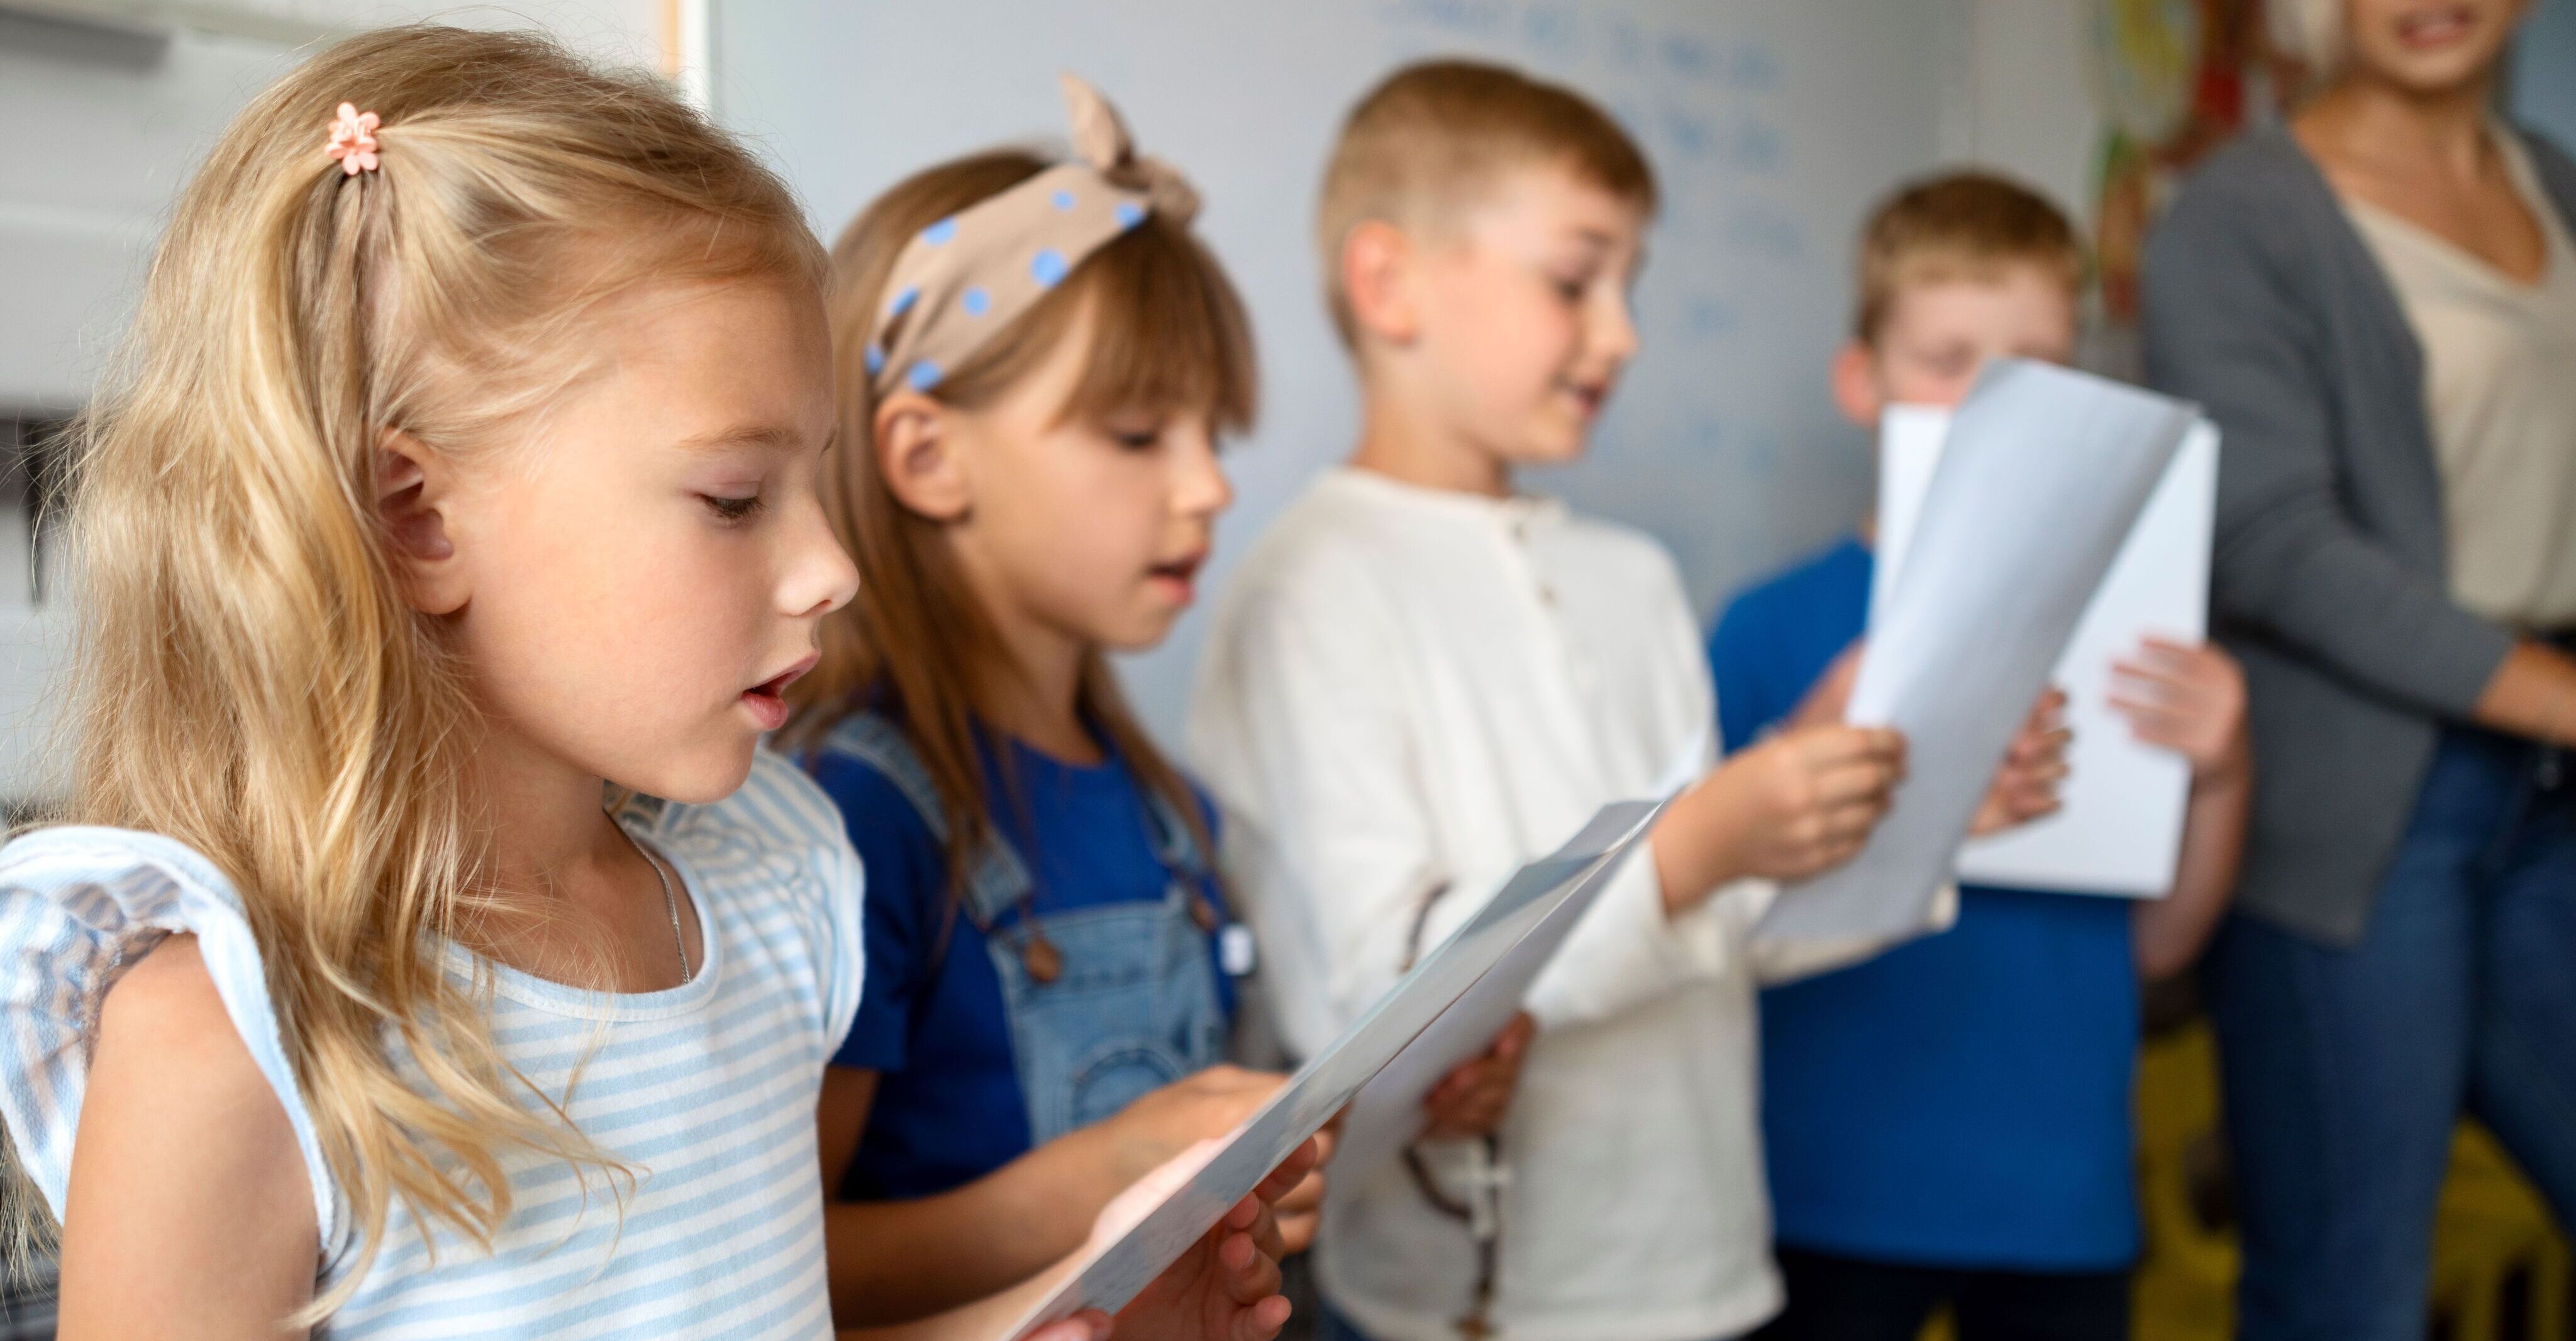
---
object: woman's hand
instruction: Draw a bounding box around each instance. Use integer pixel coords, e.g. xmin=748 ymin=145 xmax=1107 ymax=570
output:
xmin=1970 ymin=688 xmax=2072 ymax=836
xmin=1104 ymin=1134 xmax=1331 ymax=1341
xmin=2110 ymin=638 xmax=2250 ymax=789
xmin=1418 ymin=1013 xmax=1535 ymax=1142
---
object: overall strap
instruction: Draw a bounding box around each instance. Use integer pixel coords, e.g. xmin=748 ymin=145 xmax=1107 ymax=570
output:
xmin=1135 ymin=781 xmax=1210 ymax=881
xmin=818 ymin=713 xmax=1033 ymax=927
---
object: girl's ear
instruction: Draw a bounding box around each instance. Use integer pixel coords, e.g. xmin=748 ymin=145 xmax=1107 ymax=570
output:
xmin=874 ymin=391 xmax=972 ymax=523
xmin=1342 ymin=220 xmax=1421 ymax=347
xmin=378 ymin=430 xmax=469 ymax=616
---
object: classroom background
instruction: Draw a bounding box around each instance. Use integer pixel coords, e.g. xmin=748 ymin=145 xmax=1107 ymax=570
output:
xmin=3 ymin=1 xmax=2572 ymax=1338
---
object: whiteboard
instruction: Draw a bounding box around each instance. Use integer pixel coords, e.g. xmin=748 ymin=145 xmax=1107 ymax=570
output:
xmin=710 ymin=0 xmax=1953 ymax=742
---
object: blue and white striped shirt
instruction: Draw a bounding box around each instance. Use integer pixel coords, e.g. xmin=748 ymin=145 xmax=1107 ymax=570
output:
xmin=0 ymin=751 xmax=863 ymax=1338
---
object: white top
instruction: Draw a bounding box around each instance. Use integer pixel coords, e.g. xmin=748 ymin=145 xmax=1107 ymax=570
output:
xmin=1190 ymin=468 xmax=1920 ymax=1341
xmin=2346 ymin=130 xmax=2576 ymax=626
xmin=0 ymin=751 xmax=865 ymax=1339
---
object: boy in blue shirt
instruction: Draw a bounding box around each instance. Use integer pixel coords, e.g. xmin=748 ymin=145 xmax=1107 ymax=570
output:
xmin=1714 ymin=173 xmax=2253 ymax=1341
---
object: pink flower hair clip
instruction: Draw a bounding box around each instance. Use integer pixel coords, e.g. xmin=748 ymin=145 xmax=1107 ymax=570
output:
xmin=325 ymin=102 xmax=380 ymax=176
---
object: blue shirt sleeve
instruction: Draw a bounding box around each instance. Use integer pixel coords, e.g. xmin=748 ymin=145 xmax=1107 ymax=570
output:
xmin=1708 ymin=538 xmax=1875 ymax=756
xmin=808 ymin=752 xmax=950 ymax=1072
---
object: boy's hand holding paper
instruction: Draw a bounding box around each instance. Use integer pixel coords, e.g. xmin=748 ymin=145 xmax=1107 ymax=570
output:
xmin=1655 ymin=723 xmax=1908 ymax=904
xmin=1970 ymin=689 xmax=2072 ymax=837
xmin=1758 ymin=359 xmax=2203 ymax=943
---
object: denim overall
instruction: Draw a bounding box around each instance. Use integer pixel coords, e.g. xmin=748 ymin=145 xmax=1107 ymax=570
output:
xmin=821 ymin=714 xmax=1231 ymax=1145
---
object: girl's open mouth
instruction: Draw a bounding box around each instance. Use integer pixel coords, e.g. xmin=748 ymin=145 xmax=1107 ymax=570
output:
xmin=740 ymin=654 xmax=818 ymax=731
xmin=1147 ymin=552 xmax=1207 ymax=602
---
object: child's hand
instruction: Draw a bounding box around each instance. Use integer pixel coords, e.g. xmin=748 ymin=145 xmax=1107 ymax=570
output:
xmin=1108 ymin=1135 xmax=1330 ymax=1341
xmin=1106 ymin=1066 xmax=1284 ymax=1188
xmin=1419 ymin=1012 xmax=1535 ymax=1142
xmin=1660 ymin=724 xmax=1907 ymax=902
xmin=2111 ymin=638 xmax=2250 ymax=789
xmin=1969 ymin=688 xmax=2071 ymax=836
xmin=1787 ymin=642 xmax=1865 ymax=729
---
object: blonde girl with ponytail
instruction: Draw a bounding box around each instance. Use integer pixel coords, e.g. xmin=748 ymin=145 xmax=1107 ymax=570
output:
xmin=0 ymin=26 xmax=1313 ymax=1341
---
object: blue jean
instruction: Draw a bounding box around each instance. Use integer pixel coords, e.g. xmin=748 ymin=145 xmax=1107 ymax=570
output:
xmin=2202 ymin=727 xmax=2576 ymax=1341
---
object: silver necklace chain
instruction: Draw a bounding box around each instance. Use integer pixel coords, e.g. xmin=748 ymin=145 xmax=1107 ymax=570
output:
xmin=614 ymin=820 xmax=690 ymax=984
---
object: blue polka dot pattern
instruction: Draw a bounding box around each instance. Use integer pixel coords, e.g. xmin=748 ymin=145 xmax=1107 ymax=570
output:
xmin=1052 ymin=189 xmax=1077 ymax=211
xmin=908 ymin=360 xmax=942 ymax=391
xmin=1114 ymin=201 xmax=1145 ymax=230
xmin=863 ymin=345 xmax=886 ymax=376
xmin=1031 ymin=248 xmax=1069 ymax=287
xmin=961 ymin=286 xmax=991 ymax=316
xmin=889 ymin=286 xmax=919 ymax=317
xmin=921 ymin=218 xmax=958 ymax=245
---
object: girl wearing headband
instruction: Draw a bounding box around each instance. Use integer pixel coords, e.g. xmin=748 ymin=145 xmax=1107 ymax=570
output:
xmin=0 ymin=31 xmax=1312 ymax=1340
xmin=782 ymin=77 xmax=1330 ymax=1329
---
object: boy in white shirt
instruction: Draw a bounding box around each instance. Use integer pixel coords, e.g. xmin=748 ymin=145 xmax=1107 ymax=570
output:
xmin=1187 ymin=61 xmax=2063 ymax=1341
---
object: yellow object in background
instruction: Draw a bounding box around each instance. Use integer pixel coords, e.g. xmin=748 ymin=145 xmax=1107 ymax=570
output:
xmin=1919 ymin=1012 xmax=2569 ymax=1341
xmin=2123 ymin=1016 xmax=2570 ymax=1341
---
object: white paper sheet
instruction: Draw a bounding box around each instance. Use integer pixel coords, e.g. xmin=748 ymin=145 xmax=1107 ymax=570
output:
xmin=999 ymin=800 xmax=1666 ymax=1340
xmin=1873 ymin=409 xmax=2218 ymax=896
xmin=1756 ymin=360 xmax=2197 ymax=943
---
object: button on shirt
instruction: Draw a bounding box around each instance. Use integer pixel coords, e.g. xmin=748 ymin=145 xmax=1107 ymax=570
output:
xmin=1189 ymin=467 xmax=1785 ymax=1341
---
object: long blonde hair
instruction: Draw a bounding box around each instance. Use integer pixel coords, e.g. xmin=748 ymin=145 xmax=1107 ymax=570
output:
xmin=784 ymin=150 xmax=1255 ymax=901
xmin=18 ymin=24 xmax=822 ymax=1310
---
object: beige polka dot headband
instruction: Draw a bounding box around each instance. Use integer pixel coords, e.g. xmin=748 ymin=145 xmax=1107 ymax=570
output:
xmin=863 ymin=74 xmax=1201 ymax=400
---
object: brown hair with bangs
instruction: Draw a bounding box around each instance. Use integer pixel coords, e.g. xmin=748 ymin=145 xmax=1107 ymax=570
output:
xmin=1854 ymin=171 xmax=2083 ymax=344
xmin=1317 ymin=59 xmax=1657 ymax=348
xmin=786 ymin=148 xmax=1255 ymax=898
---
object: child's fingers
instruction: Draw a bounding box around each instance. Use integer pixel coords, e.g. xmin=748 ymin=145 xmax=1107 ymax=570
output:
xmin=1206 ymin=1211 xmax=1286 ymax=1303
xmin=2011 ymin=721 xmax=2075 ymax=760
xmin=1253 ymin=1135 xmax=1326 ymax=1202
xmin=2133 ymin=636 xmax=2209 ymax=669
xmin=1812 ymin=755 xmax=1901 ymax=806
xmin=1799 ymin=724 xmax=1907 ymax=769
xmin=1231 ymin=1293 xmax=1295 ymax=1341
xmin=1272 ymin=1165 xmax=1326 ymax=1220
xmin=1026 ymin=1308 xmax=1115 ymax=1341
xmin=1219 ymin=1221 xmax=1285 ymax=1303
xmin=2111 ymin=659 xmax=2187 ymax=696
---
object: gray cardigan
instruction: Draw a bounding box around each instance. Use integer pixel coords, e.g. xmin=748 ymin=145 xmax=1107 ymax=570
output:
xmin=2141 ymin=122 xmax=2576 ymax=946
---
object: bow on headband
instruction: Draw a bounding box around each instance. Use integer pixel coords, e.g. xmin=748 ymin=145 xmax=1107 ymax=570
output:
xmin=864 ymin=74 xmax=1201 ymax=399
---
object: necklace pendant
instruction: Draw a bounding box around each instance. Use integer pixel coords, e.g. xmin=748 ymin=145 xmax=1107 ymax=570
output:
xmin=1022 ymin=933 xmax=1065 ymax=984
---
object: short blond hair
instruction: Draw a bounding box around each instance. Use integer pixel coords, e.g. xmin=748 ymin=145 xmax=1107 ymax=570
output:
xmin=1855 ymin=171 xmax=2082 ymax=343
xmin=1316 ymin=58 xmax=1656 ymax=346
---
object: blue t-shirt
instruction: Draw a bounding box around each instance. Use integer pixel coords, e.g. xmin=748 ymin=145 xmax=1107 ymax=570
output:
xmin=1709 ymin=537 xmax=2142 ymax=1271
xmin=812 ymin=730 xmax=1233 ymax=1202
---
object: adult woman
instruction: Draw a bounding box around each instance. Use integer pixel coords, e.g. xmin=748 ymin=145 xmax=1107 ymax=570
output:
xmin=2141 ymin=1 xmax=2576 ymax=1337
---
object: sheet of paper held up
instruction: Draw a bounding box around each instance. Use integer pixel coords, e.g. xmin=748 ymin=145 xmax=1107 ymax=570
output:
xmin=1756 ymin=359 xmax=2198 ymax=944
xmin=1333 ymin=790 xmax=1680 ymax=1182
xmin=1870 ymin=406 xmax=2219 ymax=896
xmin=999 ymin=799 xmax=1665 ymax=1340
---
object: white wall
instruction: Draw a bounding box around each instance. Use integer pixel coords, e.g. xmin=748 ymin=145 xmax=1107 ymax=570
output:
xmin=0 ymin=0 xmax=2119 ymax=787
xmin=0 ymin=0 xmax=668 ymax=799
xmin=713 ymin=0 xmax=2014 ymax=743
